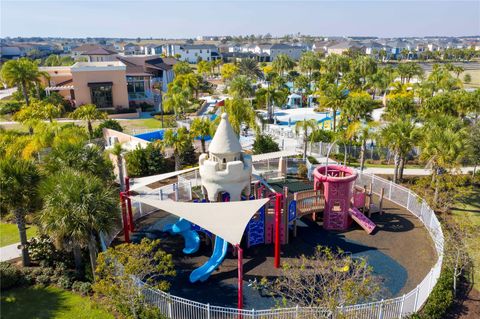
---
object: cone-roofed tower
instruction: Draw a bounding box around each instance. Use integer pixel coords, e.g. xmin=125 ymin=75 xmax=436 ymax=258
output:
xmin=198 ymin=113 xmax=252 ymax=201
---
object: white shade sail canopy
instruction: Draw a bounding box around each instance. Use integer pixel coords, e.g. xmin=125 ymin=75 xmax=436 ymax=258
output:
xmin=130 ymin=196 xmax=270 ymax=245
xmin=129 ymin=167 xmax=198 ymax=192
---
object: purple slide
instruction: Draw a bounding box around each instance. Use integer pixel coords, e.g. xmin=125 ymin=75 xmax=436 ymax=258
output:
xmin=348 ymin=207 xmax=376 ymax=234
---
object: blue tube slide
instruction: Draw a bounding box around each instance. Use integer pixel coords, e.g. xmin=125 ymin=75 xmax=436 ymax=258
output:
xmin=189 ymin=236 xmax=229 ymax=283
xmin=163 ymin=218 xmax=200 ymax=254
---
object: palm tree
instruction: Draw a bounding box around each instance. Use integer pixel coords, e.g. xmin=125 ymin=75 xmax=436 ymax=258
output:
xmin=298 ymin=51 xmax=321 ymax=80
xmin=0 ymin=158 xmax=40 ymax=266
xmin=163 ymin=83 xmax=191 ymax=120
xmin=40 ymin=168 xmax=119 ymax=276
xmin=346 ymin=121 xmax=378 ymax=171
xmin=295 ymin=119 xmax=318 ymax=159
xmin=229 ymin=75 xmax=253 ymax=99
xmin=190 ymin=117 xmax=212 ymax=153
xmin=272 ymin=54 xmax=295 ymax=77
xmin=69 ymin=104 xmax=107 ymax=138
xmin=237 ymin=58 xmax=263 ymax=80
xmin=379 ymin=119 xmax=419 ymax=183
xmin=341 ymin=92 xmax=374 ymax=126
xmin=161 ymin=127 xmax=192 ymax=171
xmin=323 ymin=54 xmax=350 ymax=84
xmin=420 ymin=118 xmax=466 ymax=205
xmin=175 ymin=73 xmax=201 ymax=98
xmin=222 ymin=97 xmax=258 ymax=135
xmin=316 ymin=84 xmax=347 ymax=132
xmin=1 ymin=58 xmax=49 ymax=105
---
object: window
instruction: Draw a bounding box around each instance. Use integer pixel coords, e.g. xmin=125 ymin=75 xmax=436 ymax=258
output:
xmin=200 ymin=50 xmax=202 ymax=53
xmin=89 ymin=83 xmax=113 ymax=108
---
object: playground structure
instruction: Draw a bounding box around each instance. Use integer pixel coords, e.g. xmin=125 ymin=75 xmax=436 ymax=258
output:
xmin=114 ymin=113 xmax=428 ymax=316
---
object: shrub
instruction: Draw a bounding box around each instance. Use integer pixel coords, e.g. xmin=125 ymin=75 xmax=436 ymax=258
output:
xmin=93 ymin=119 xmax=123 ymax=138
xmin=252 ymin=135 xmax=280 ymax=155
xmin=0 ymin=262 xmax=24 ymax=290
xmin=28 ymin=235 xmax=74 ymax=268
xmin=56 ymin=276 xmax=72 ymax=290
xmin=72 ymin=281 xmax=92 ymax=295
xmin=0 ymin=100 xmax=22 ymax=115
xmin=298 ymin=164 xmax=308 ymax=179
xmin=125 ymin=144 xmax=170 ymax=177
xmin=307 ymin=156 xmax=319 ymax=164
xmin=419 ymin=267 xmax=454 ymax=319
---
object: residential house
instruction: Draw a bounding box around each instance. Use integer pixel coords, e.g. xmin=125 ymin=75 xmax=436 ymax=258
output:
xmin=269 ymin=43 xmax=305 ymax=60
xmin=82 ymin=47 xmax=118 ymax=62
xmin=123 ymin=43 xmax=143 ymax=55
xmin=41 ymin=61 xmax=129 ymax=109
xmin=327 ymin=41 xmax=363 ymax=55
xmin=0 ymin=45 xmax=23 ymax=60
xmin=163 ymin=44 xmax=219 ymax=62
xmin=71 ymin=44 xmax=105 ymax=59
xmin=40 ymin=56 xmax=177 ymax=110
xmin=312 ymin=41 xmax=332 ymax=54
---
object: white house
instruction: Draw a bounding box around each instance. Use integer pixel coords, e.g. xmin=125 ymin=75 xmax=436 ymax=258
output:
xmin=163 ymin=44 xmax=219 ymax=63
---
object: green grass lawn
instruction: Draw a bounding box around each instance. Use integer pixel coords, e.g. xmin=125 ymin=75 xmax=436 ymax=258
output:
xmin=451 ymin=186 xmax=480 ymax=291
xmin=0 ymin=223 xmax=38 ymax=247
xmin=1 ymin=286 xmax=113 ymax=319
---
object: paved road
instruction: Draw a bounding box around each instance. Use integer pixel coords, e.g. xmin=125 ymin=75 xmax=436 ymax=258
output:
xmin=0 ymin=243 xmax=21 ymax=262
xmin=0 ymin=87 xmax=17 ymax=100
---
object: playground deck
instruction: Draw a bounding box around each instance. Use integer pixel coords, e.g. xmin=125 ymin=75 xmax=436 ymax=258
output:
xmin=118 ymin=195 xmax=436 ymax=309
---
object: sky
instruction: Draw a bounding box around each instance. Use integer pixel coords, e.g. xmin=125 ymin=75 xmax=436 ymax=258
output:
xmin=1 ymin=1 xmax=479 ymax=38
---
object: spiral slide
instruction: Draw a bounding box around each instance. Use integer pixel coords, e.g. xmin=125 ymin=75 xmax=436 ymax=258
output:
xmin=348 ymin=207 xmax=376 ymax=234
xmin=189 ymin=236 xmax=229 ymax=283
xmin=163 ymin=218 xmax=200 ymax=254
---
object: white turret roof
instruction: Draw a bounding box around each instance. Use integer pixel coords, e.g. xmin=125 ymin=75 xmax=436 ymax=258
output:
xmin=208 ymin=113 xmax=242 ymax=155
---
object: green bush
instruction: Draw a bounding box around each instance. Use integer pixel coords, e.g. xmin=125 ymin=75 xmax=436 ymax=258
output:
xmin=0 ymin=100 xmax=22 ymax=115
xmin=252 ymin=135 xmax=280 ymax=155
xmin=125 ymin=144 xmax=172 ymax=178
xmin=0 ymin=262 xmax=24 ymax=290
xmin=419 ymin=267 xmax=454 ymax=319
xmin=72 ymin=281 xmax=92 ymax=296
xmin=28 ymin=235 xmax=74 ymax=268
xmin=93 ymin=119 xmax=123 ymax=138
xmin=56 ymin=276 xmax=72 ymax=290
xmin=307 ymin=156 xmax=319 ymax=164
xmin=298 ymin=164 xmax=308 ymax=179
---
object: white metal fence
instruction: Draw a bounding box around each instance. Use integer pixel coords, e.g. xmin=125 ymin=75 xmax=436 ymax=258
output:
xmin=101 ymin=170 xmax=443 ymax=319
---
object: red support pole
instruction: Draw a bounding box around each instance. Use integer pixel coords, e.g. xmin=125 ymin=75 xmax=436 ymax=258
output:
xmin=237 ymin=244 xmax=243 ymax=311
xmin=274 ymin=192 xmax=282 ymax=268
xmin=120 ymin=192 xmax=130 ymax=243
xmin=125 ymin=177 xmax=134 ymax=232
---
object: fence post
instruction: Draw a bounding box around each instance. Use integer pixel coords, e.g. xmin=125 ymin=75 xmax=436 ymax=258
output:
xmin=388 ymin=182 xmax=393 ymax=200
xmin=399 ymin=294 xmax=406 ymax=318
xmin=138 ymin=201 xmax=143 ymax=216
xmin=159 ymin=189 xmax=163 ymax=201
xmin=207 ymin=303 xmax=210 ymax=319
xmin=174 ymin=184 xmax=179 ymax=201
xmin=189 ymin=181 xmax=193 ymax=201
xmin=413 ymin=285 xmax=419 ymax=311
xmin=378 ymin=299 xmax=384 ymax=319
xmin=295 ymin=304 xmax=299 ymax=318
xmin=167 ymin=293 xmax=173 ymax=318
xmin=406 ymin=191 xmax=411 ymax=210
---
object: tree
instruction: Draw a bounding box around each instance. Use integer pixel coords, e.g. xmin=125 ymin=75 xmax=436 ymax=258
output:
xmin=316 ymin=83 xmax=347 ymax=132
xmin=221 ymin=63 xmax=239 ymax=82
xmin=323 ymin=54 xmax=350 ymax=84
xmin=295 ymin=119 xmax=318 ymax=159
xmin=39 ymin=168 xmax=119 ymax=276
xmin=229 ymin=75 xmax=253 ymax=99
xmin=463 ymin=73 xmax=472 ymax=84
xmin=174 ymin=73 xmax=201 ymax=98
xmin=69 ymin=104 xmax=107 ymax=138
xmin=45 ymin=142 xmax=114 ymax=183
xmin=298 ymin=51 xmax=321 ymax=80
xmin=163 ymin=83 xmax=190 ymax=119
xmin=222 ymin=97 xmax=258 ymax=135
xmin=382 ymin=93 xmax=416 ymax=121
xmin=190 ymin=117 xmax=212 ymax=153
xmin=346 ymin=121 xmax=378 ymax=171
xmin=125 ymin=143 xmax=168 ymax=178
xmin=380 ymin=118 xmax=419 ymax=183
xmin=252 ymin=134 xmax=280 ymax=155
xmin=351 ymin=56 xmax=377 ymax=87
xmin=173 ymin=61 xmax=193 ymax=75
xmin=420 ymin=117 xmax=467 ymax=206
xmin=467 ymin=123 xmax=480 ymax=176
xmin=396 ymin=62 xmax=423 ymax=84
xmin=272 ymin=54 xmax=295 ymax=76
xmin=341 ymin=91 xmax=374 ymax=126
xmin=197 ymin=60 xmax=210 ymax=78
xmin=237 ymin=58 xmax=263 ymax=80
xmin=254 ymin=246 xmax=379 ymax=312
xmin=255 ymin=84 xmax=288 ymax=122
xmin=93 ymin=119 xmax=123 ymax=138
xmin=161 ymin=127 xmax=193 ymax=171
xmin=0 ymin=58 xmax=49 ymax=105
xmin=94 ymin=238 xmax=176 ymax=318
xmin=0 ymin=158 xmax=40 ymax=266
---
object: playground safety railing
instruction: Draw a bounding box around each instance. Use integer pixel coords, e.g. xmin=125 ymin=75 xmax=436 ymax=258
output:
xmin=100 ymin=170 xmax=443 ymax=319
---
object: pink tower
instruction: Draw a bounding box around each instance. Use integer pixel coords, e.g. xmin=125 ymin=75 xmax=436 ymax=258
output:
xmin=313 ymin=165 xmax=358 ymax=231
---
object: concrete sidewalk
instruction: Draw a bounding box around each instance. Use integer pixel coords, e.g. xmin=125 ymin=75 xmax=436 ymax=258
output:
xmin=0 ymin=242 xmax=21 ymax=262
